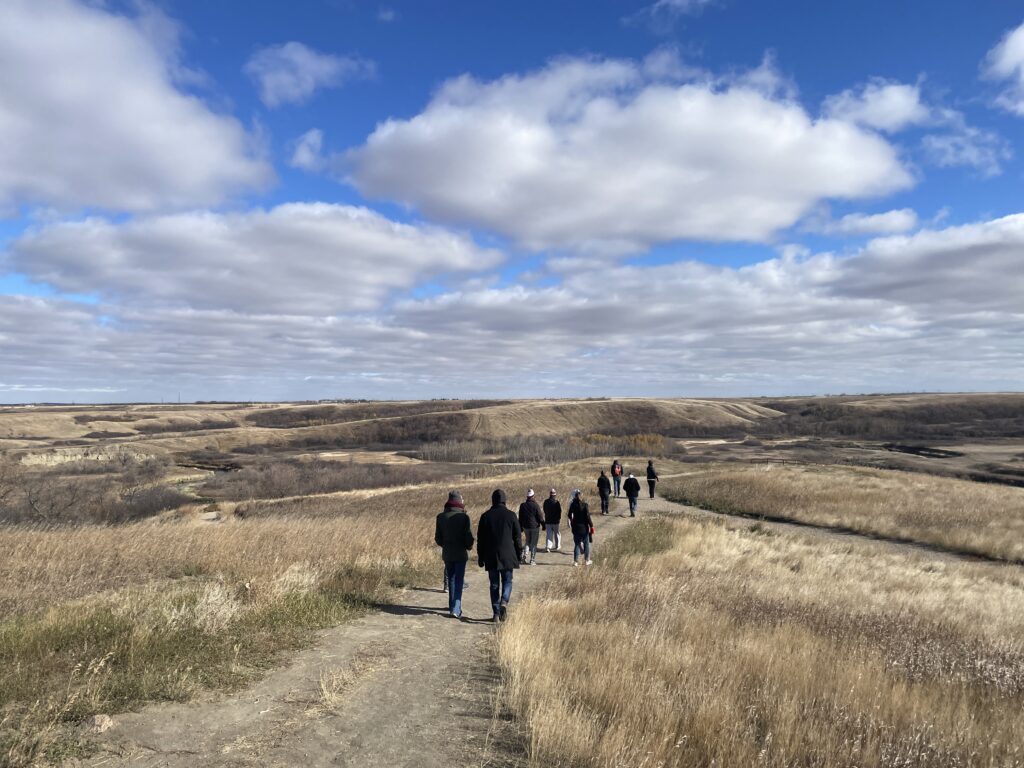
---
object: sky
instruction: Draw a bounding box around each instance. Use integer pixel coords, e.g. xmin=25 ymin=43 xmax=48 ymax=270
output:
xmin=1 ymin=0 xmax=1023 ymax=403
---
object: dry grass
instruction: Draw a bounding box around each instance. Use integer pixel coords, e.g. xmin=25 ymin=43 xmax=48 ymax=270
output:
xmin=0 ymin=462 xmax=604 ymax=765
xmin=660 ymin=463 xmax=1024 ymax=562
xmin=497 ymin=513 xmax=1024 ymax=767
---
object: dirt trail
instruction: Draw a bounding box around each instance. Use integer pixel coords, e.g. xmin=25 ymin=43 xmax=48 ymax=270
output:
xmin=88 ymin=498 xmax=642 ymax=768
xmin=87 ymin=488 xmax=1008 ymax=768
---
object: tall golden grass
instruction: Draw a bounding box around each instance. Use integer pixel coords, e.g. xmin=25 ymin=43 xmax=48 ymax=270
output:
xmin=497 ymin=514 xmax=1024 ymax=767
xmin=0 ymin=463 xmax=607 ymax=764
xmin=661 ymin=463 xmax=1024 ymax=561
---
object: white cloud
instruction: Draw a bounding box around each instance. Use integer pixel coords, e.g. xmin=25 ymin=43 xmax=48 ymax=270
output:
xmin=348 ymin=55 xmax=912 ymax=254
xmin=377 ymin=8 xmax=398 ymax=23
xmin=4 ymin=214 xmax=1022 ymax=400
xmin=7 ymin=204 xmax=502 ymax=315
xmin=627 ymin=0 xmax=718 ymax=31
xmin=834 ymin=214 xmax=1024 ymax=312
xmin=290 ymin=129 xmax=326 ymax=171
xmin=822 ymin=79 xmax=930 ymax=132
xmin=921 ymin=123 xmax=1011 ymax=177
xmin=813 ymin=208 xmax=919 ymax=236
xmin=0 ymin=0 xmax=271 ymax=213
xmin=983 ymin=21 xmax=1024 ymax=115
xmin=245 ymin=42 xmax=373 ymax=108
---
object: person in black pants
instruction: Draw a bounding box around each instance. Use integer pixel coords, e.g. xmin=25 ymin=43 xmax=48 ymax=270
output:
xmin=623 ymin=474 xmax=641 ymax=516
xmin=567 ymin=489 xmax=594 ymax=566
xmin=597 ymin=470 xmax=611 ymax=515
xmin=646 ymin=460 xmax=659 ymax=499
xmin=478 ymin=489 xmax=523 ymax=622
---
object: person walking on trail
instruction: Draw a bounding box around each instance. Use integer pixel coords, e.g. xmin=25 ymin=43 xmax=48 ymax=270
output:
xmin=543 ymin=488 xmax=562 ymax=552
xmin=646 ymin=460 xmax=659 ymax=499
xmin=597 ymin=470 xmax=612 ymax=515
xmin=518 ymin=489 xmax=545 ymax=565
xmin=610 ymin=460 xmax=624 ymax=497
xmin=623 ymin=473 xmax=641 ymax=517
xmin=435 ymin=490 xmax=474 ymax=619
xmin=477 ymin=489 xmax=523 ymax=622
xmin=568 ymin=489 xmax=594 ymax=566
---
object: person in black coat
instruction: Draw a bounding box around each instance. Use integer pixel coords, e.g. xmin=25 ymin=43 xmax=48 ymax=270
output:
xmin=435 ymin=490 xmax=474 ymax=618
xmin=518 ymin=489 xmax=545 ymax=565
xmin=543 ymin=488 xmax=562 ymax=552
xmin=477 ymin=489 xmax=523 ymax=621
xmin=623 ymin=474 xmax=642 ymax=517
xmin=567 ymin=489 xmax=594 ymax=566
xmin=597 ymin=470 xmax=612 ymax=515
xmin=646 ymin=460 xmax=659 ymax=499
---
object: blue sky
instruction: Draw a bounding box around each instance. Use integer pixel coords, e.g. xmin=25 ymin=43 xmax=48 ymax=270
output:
xmin=0 ymin=0 xmax=1022 ymax=401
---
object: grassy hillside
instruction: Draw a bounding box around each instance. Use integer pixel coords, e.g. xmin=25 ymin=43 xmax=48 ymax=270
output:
xmin=498 ymin=513 xmax=1024 ymax=767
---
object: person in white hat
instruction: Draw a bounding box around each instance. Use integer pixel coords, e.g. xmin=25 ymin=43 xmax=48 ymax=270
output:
xmin=518 ymin=488 xmax=545 ymax=565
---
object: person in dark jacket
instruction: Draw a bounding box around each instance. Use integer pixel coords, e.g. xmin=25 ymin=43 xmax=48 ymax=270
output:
xmin=646 ymin=460 xmax=659 ymax=499
xmin=435 ymin=490 xmax=474 ymax=619
xmin=623 ymin=473 xmax=642 ymax=517
xmin=518 ymin=489 xmax=545 ymax=565
xmin=543 ymin=488 xmax=562 ymax=552
xmin=597 ymin=470 xmax=612 ymax=515
xmin=478 ymin=489 xmax=523 ymax=621
xmin=610 ymin=460 xmax=624 ymax=497
xmin=568 ymin=489 xmax=594 ymax=566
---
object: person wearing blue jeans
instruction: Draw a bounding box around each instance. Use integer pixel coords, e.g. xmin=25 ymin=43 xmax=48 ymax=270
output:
xmin=435 ymin=490 xmax=474 ymax=619
xmin=488 ymin=568 xmax=514 ymax=618
xmin=611 ymin=460 xmax=623 ymax=497
xmin=477 ymin=489 xmax=523 ymax=622
xmin=568 ymin=489 xmax=594 ymax=566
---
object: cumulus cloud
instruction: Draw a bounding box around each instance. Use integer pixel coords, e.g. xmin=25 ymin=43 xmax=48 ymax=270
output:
xmin=290 ymin=129 xmax=326 ymax=171
xmin=834 ymin=214 xmax=1024 ymax=312
xmin=0 ymin=0 xmax=271 ymax=213
xmin=811 ymin=208 xmax=919 ymax=236
xmin=822 ymin=79 xmax=930 ymax=132
xmin=7 ymin=204 xmax=501 ymax=314
xmin=245 ymin=42 xmax=374 ymax=108
xmin=983 ymin=20 xmax=1024 ymax=115
xmin=348 ymin=55 xmax=912 ymax=254
xmin=3 ymin=213 xmax=1022 ymax=401
xmin=921 ymin=121 xmax=1011 ymax=177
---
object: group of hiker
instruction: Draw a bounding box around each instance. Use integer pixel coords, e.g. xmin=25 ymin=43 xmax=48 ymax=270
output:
xmin=434 ymin=459 xmax=659 ymax=621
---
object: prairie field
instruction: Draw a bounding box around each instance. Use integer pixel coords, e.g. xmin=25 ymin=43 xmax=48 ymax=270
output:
xmin=0 ymin=461 xmax=613 ymax=764
xmin=2 ymin=395 xmax=1024 ymax=766
xmin=498 ymin=513 xmax=1024 ymax=767
xmin=659 ymin=463 xmax=1024 ymax=562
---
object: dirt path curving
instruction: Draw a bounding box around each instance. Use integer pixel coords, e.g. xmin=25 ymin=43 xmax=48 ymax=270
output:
xmin=87 ymin=498 xmax=642 ymax=768
xmin=86 ymin=487 xmax=1010 ymax=768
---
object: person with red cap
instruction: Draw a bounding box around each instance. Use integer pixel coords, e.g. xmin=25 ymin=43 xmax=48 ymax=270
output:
xmin=435 ymin=490 xmax=474 ymax=619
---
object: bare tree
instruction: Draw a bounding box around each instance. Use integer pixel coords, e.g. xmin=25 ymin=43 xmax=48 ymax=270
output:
xmin=0 ymin=456 xmax=18 ymax=513
xmin=23 ymin=473 xmax=84 ymax=523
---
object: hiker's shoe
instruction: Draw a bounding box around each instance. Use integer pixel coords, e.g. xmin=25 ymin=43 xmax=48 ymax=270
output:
xmin=492 ymin=614 xmax=500 ymax=623
xmin=585 ymin=560 xmax=593 ymax=566
xmin=572 ymin=561 xmax=579 ymax=567
xmin=498 ymin=602 xmax=508 ymax=622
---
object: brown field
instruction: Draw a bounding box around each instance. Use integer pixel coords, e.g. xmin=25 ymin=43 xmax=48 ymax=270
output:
xmin=3 ymin=394 xmax=1024 ymax=766
xmin=659 ymin=463 xmax=1024 ymax=562
xmin=498 ymin=512 xmax=1024 ymax=767
xmin=0 ymin=460 xmax=627 ymax=764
